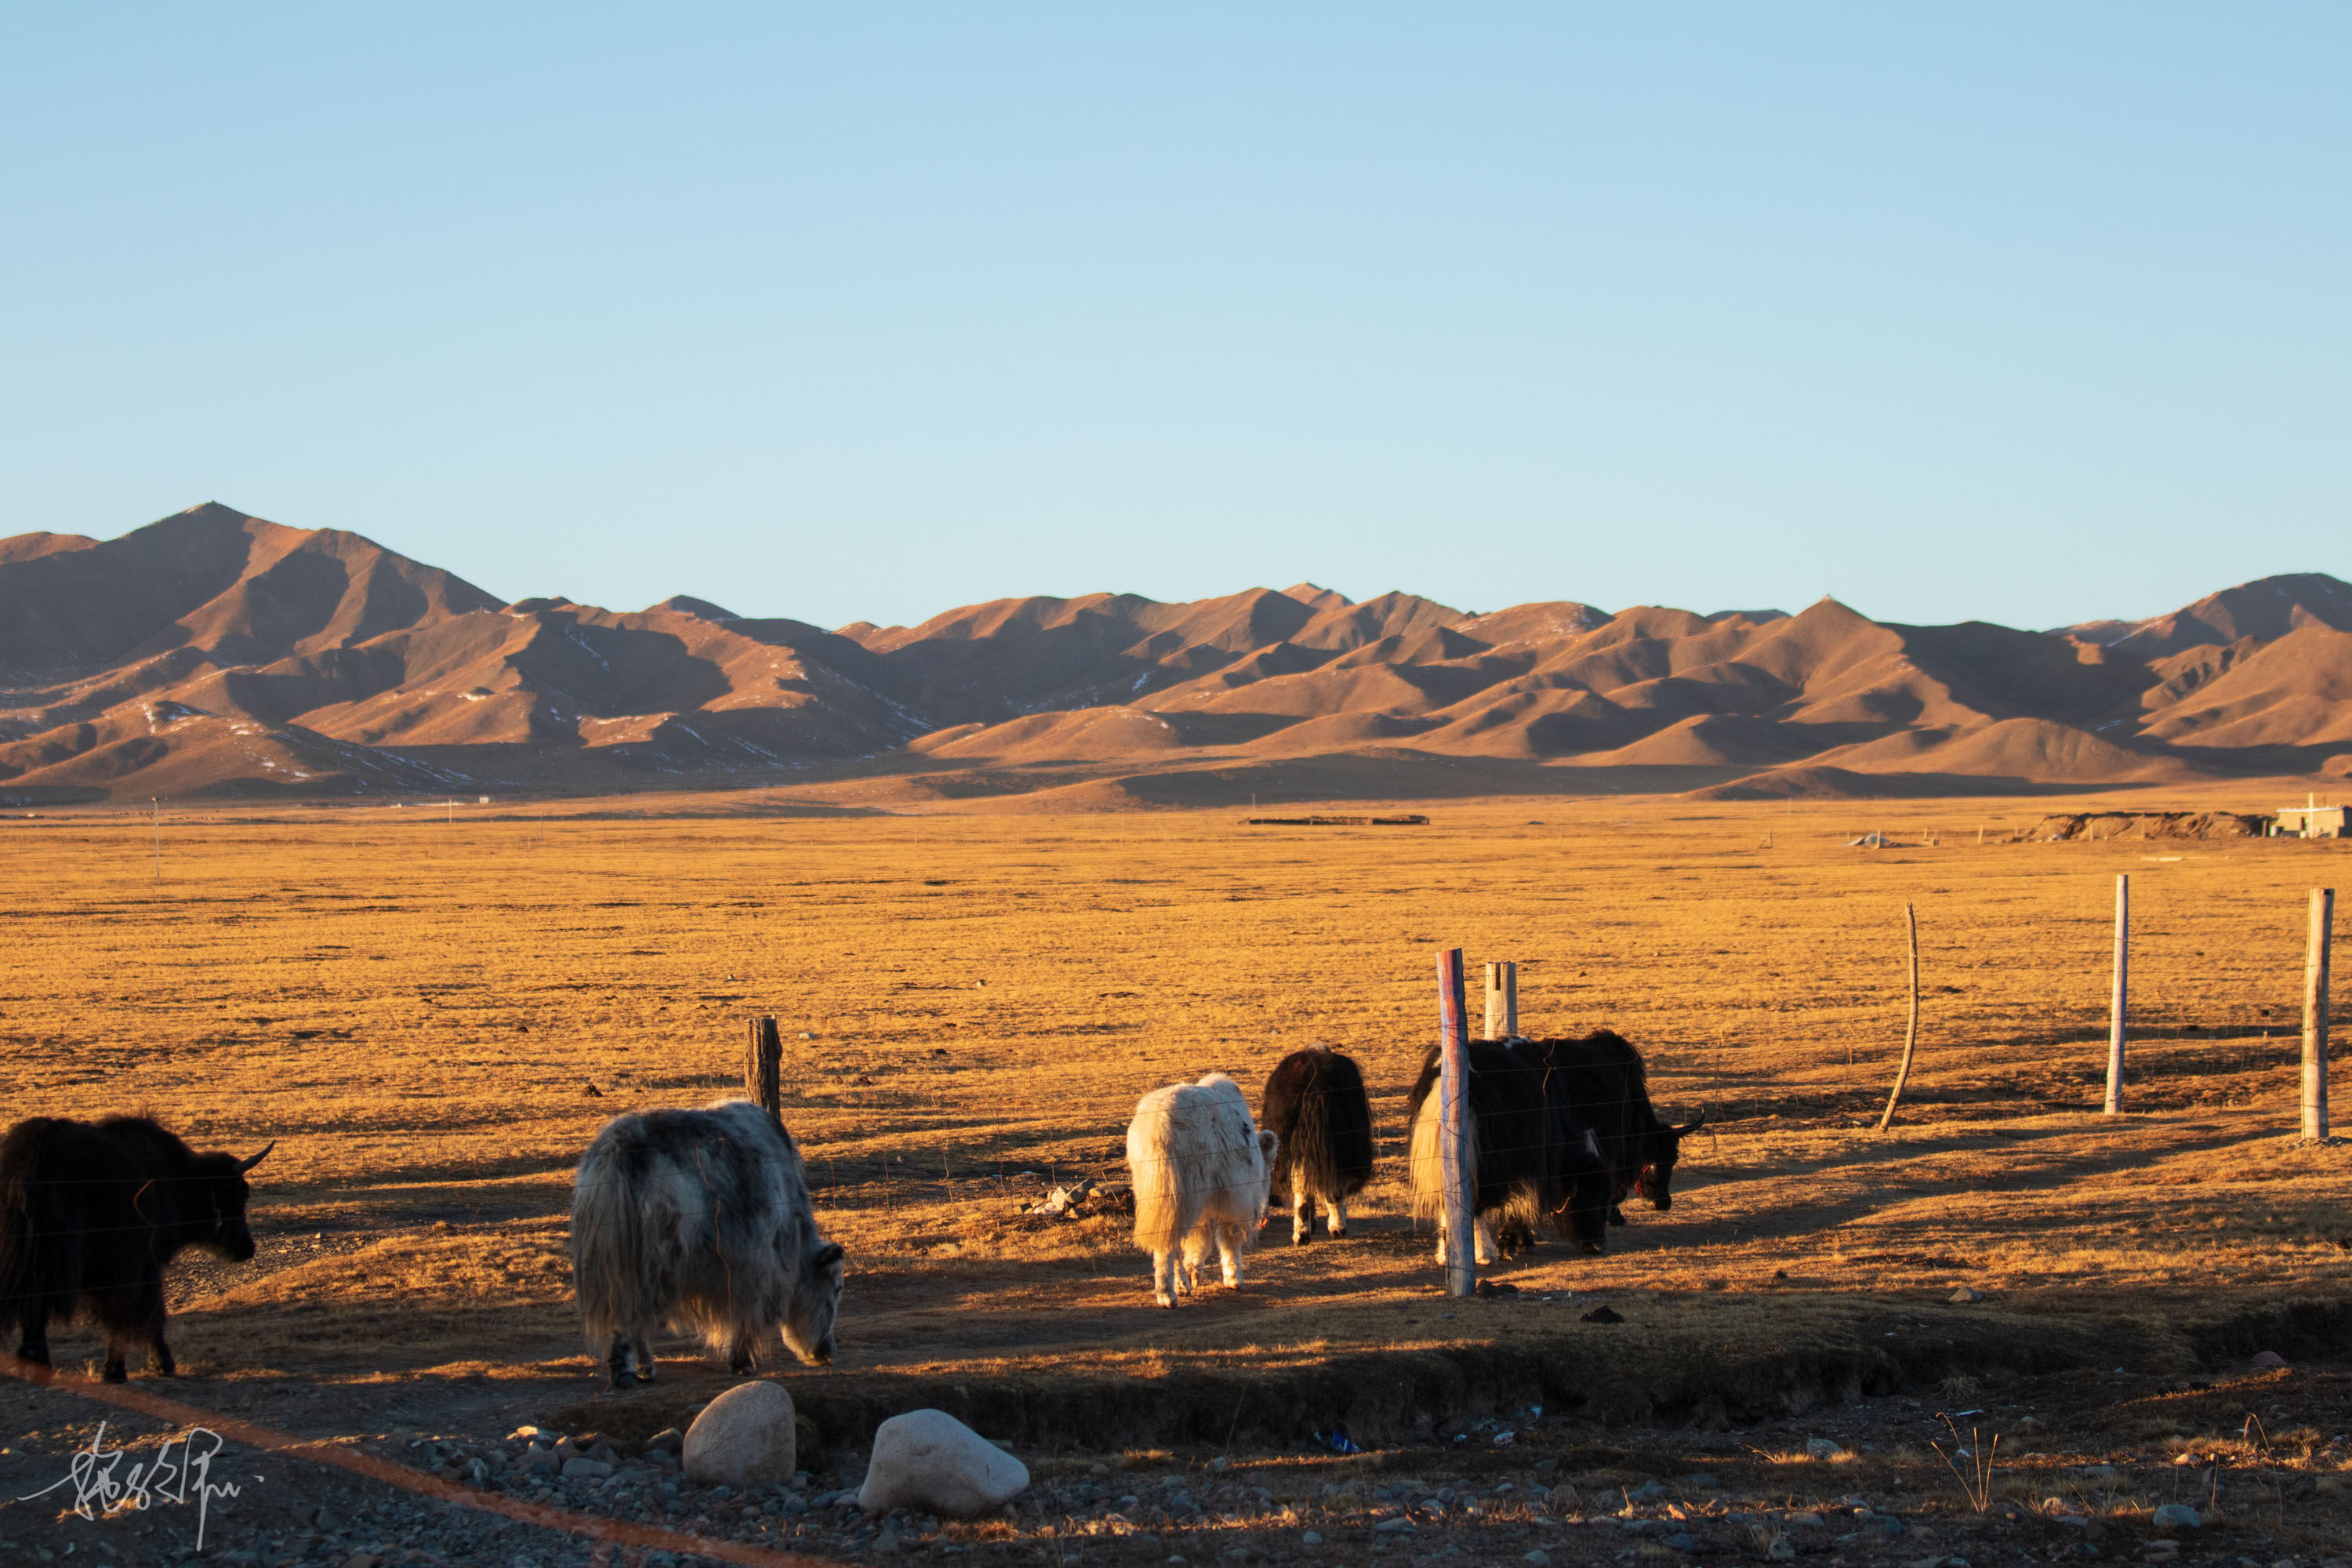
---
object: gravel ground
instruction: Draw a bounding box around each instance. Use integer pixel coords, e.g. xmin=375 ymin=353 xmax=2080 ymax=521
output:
xmin=5 ymin=1358 xmax=2350 ymax=1568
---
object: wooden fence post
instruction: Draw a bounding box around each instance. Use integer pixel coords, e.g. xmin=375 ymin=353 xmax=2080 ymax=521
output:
xmin=1482 ymin=960 xmax=1521 ymax=1039
xmin=2105 ymin=875 xmax=2129 ymax=1115
xmin=2304 ymin=888 xmax=2332 ymax=1141
xmin=1876 ymin=904 xmax=1921 ymax=1131
xmin=746 ymin=1015 xmax=782 ymax=1127
xmin=1437 ymin=948 xmax=1473 ymax=1298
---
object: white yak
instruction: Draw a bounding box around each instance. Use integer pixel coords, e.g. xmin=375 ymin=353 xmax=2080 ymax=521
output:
xmin=1124 ymin=1073 xmax=1277 ymax=1308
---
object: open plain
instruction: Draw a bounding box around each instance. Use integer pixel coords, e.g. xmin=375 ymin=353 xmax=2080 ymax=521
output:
xmin=2 ymin=788 xmax=2349 ymax=1567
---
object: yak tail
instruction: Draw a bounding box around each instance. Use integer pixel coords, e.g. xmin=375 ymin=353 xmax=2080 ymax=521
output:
xmin=1126 ymin=1121 xmax=1188 ymax=1257
xmin=0 ymin=1138 xmax=28 ymax=1311
xmin=1406 ymin=1090 xmax=1478 ymax=1224
xmin=570 ymin=1142 xmax=653 ymax=1348
xmin=1284 ymin=1080 xmax=1341 ymax=1200
xmin=0 ymin=1118 xmax=62 ymax=1314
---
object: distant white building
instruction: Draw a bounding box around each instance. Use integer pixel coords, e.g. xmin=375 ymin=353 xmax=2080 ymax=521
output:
xmin=2270 ymin=803 xmax=2350 ymax=838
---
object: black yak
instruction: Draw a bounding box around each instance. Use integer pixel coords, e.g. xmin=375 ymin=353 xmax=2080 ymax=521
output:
xmin=1405 ymin=1040 xmax=1611 ymax=1263
xmin=1259 ymin=1047 xmax=1375 ymax=1244
xmin=571 ymin=1099 xmax=844 ymax=1388
xmin=0 ymin=1116 xmax=273 ymax=1382
xmin=1516 ymin=1031 xmax=1704 ymax=1223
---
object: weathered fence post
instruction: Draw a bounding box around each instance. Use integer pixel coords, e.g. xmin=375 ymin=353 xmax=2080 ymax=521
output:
xmin=2105 ymin=874 xmax=2129 ymax=1116
xmin=746 ymin=1015 xmax=782 ymax=1127
xmin=1483 ymin=960 xmax=1519 ymax=1040
xmin=2304 ymin=888 xmax=2332 ymax=1141
xmin=1876 ymin=903 xmax=1921 ymax=1131
xmin=1436 ymin=948 xmax=1473 ymax=1298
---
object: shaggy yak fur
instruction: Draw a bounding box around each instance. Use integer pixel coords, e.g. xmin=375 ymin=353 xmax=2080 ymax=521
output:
xmin=1405 ymin=1040 xmax=1611 ymax=1265
xmin=571 ymin=1099 xmax=844 ymax=1388
xmin=1259 ymin=1047 xmax=1375 ymax=1244
xmin=0 ymin=1116 xmax=273 ymax=1382
xmin=1126 ymin=1073 xmax=1279 ymax=1308
xmin=1513 ymin=1031 xmax=1704 ymax=1225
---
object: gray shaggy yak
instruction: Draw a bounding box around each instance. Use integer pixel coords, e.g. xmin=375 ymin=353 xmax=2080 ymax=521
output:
xmin=1259 ymin=1047 xmax=1374 ymax=1244
xmin=571 ymin=1100 xmax=844 ymax=1389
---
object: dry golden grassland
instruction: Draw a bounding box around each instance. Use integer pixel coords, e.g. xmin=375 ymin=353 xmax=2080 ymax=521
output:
xmin=1 ymin=787 xmax=2347 ymax=1436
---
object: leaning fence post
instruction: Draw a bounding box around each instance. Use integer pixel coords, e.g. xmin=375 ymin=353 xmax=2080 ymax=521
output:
xmin=1876 ymin=903 xmax=1921 ymax=1131
xmin=746 ymin=1015 xmax=782 ymax=1127
xmin=1437 ymin=948 xmax=1474 ymax=1298
xmin=2304 ymin=888 xmax=2333 ymax=1141
xmin=2105 ymin=875 xmax=2129 ymax=1115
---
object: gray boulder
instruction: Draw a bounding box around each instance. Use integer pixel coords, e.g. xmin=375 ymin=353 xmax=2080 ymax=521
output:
xmin=683 ymin=1381 xmax=798 ymax=1487
xmin=858 ymin=1409 xmax=1029 ymax=1518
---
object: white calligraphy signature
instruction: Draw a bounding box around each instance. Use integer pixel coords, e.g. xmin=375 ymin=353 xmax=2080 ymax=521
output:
xmin=15 ymin=1421 xmax=247 ymax=1548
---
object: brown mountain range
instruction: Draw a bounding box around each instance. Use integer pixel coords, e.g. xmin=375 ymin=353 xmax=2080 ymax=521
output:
xmin=2 ymin=503 xmax=2347 ymax=807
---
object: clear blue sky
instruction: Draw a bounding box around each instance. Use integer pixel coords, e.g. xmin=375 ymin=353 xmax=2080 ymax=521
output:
xmin=3 ymin=5 xmax=2344 ymax=632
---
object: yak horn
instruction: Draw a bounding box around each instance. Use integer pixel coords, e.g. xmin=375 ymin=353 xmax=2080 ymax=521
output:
xmin=236 ymin=1141 xmax=277 ymax=1174
xmin=1671 ymin=1106 xmax=1708 ymax=1134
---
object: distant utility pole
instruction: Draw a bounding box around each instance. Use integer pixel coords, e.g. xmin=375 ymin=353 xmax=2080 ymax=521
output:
xmin=2105 ymin=875 xmax=2129 ymax=1115
xmin=151 ymin=797 xmax=160 ymax=883
xmin=2304 ymin=888 xmax=2332 ymax=1142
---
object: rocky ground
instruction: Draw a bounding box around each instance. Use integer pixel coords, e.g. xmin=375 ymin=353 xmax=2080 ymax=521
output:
xmin=3 ymin=1355 xmax=2348 ymax=1568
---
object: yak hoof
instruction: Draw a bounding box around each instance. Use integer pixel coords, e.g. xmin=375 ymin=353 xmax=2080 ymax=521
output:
xmin=1578 ymin=1239 xmax=1606 ymax=1256
xmin=101 ymin=1363 xmax=128 ymax=1385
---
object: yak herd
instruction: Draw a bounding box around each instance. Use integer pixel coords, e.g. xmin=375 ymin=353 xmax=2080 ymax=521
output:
xmin=0 ymin=1029 xmax=1697 ymax=1388
xmin=1131 ymin=1033 xmax=1703 ymax=1308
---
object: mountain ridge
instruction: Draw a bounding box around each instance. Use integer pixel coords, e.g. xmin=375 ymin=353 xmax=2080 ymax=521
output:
xmin=4 ymin=503 xmax=2348 ymax=806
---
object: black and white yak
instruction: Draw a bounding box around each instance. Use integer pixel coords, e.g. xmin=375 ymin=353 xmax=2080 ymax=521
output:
xmin=1258 ymin=1047 xmax=1375 ymax=1244
xmin=0 ymin=1115 xmax=274 ymax=1382
xmin=1514 ymin=1031 xmax=1704 ymax=1225
xmin=571 ymin=1100 xmax=844 ymax=1389
xmin=1404 ymin=1040 xmax=1612 ymax=1265
xmin=1126 ymin=1073 xmax=1278 ymax=1307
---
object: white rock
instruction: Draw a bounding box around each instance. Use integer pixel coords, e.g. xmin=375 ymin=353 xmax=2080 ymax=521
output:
xmin=683 ymin=1381 xmax=799 ymax=1488
xmin=1524 ymin=1552 xmax=1552 ymax=1566
xmin=858 ymin=1408 xmax=1030 ymax=1518
xmin=1803 ymin=1437 xmax=1846 ymax=1460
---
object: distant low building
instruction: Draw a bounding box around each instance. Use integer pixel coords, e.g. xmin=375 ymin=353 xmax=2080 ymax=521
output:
xmin=2270 ymin=804 xmax=2350 ymax=838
